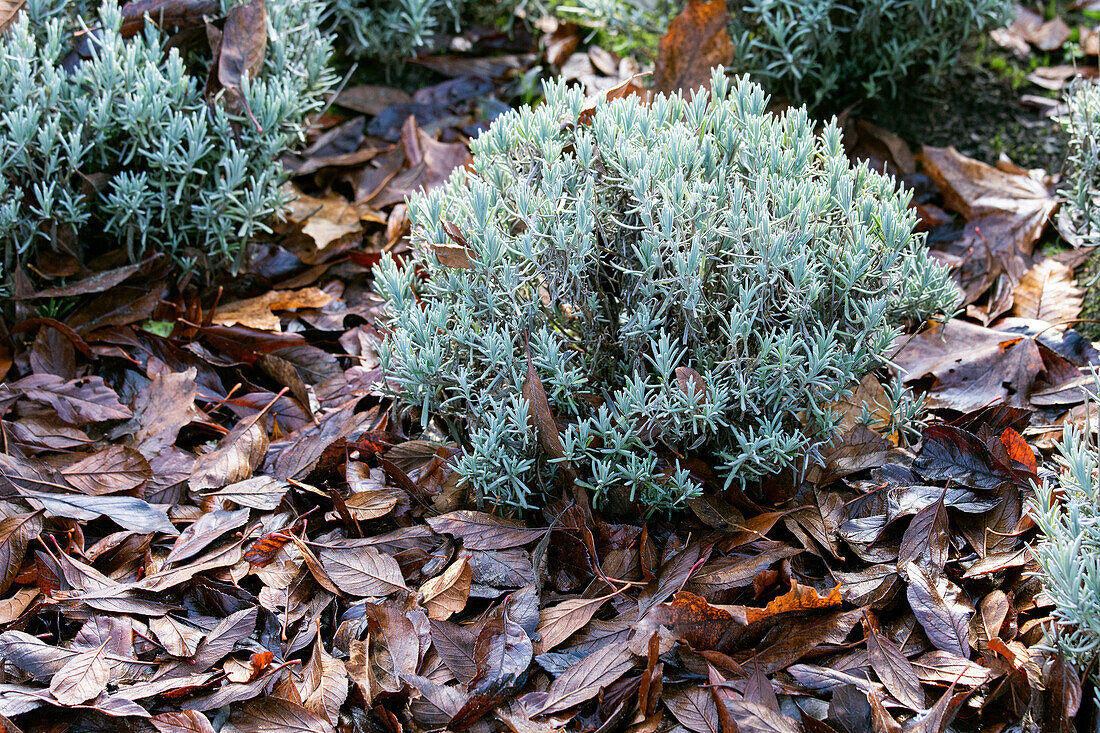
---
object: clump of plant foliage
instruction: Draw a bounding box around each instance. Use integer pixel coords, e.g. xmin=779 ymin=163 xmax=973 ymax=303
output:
xmin=376 ymin=69 xmax=960 ymax=512
xmin=563 ymin=0 xmax=1013 ymax=111
xmin=1061 ymin=79 xmax=1100 ymax=247
xmin=1032 ymin=375 xmax=1100 ymax=687
xmin=328 ymin=0 xmax=529 ymax=68
xmin=0 ymin=0 xmax=334 ymax=280
xmin=1062 ymin=80 xmax=1100 ymax=341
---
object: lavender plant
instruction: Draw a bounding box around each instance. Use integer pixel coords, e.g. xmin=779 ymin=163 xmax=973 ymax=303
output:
xmin=327 ymin=0 xmax=529 ymax=67
xmin=1061 ymin=79 xmax=1100 ymax=248
xmin=1031 ymin=374 xmax=1100 ymax=682
xmin=563 ymin=0 xmax=1013 ymax=110
xmin=376 ymin=70 xmax=959 ymax=512
xmin=0 ymin=0 xmax=335 ymax=279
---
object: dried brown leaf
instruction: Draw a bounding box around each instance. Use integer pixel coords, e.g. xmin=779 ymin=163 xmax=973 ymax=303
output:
xmin=1012 ymin=258 xmax=1083 ymax=325
xmin=227 ymin=697 xmax=336 ymax=733
xmin=653 ymin=0 xmax=732 ymax=95
xmin=0 ymin=512 xmax=42 ymax=596
xmin=664 ymin=685 xmax=721 ymax=733
xmin=61 ymin=445 xmax=152 ymax=495
xmin=49 ymin=641 xmax=109 ymax=705
xmin=534 ymin=642 xmax=634 ymax=715
xmin=905 ymin=563 xmax=972 ymax=659
xmin=426 ymin=511 xmax=546 ymax=550
xmin=0 ymin=0 xmax=23 ymax=33
xmin=189 ymin=415 xmax=268 ymax=490
xmin=420 ymin=556 xmax=471 ymax=620
xmin=866 ymin=622 xmax=925 ymax=711
xmin=319 ymin=545 xmax=407 ymax=597
xmin=150 ymin=711 xmax=217 ymax=733
xmin=533 ymin=594 xmax=612 ymax=654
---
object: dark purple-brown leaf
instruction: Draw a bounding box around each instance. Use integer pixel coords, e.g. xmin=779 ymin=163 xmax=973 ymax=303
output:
xmin=905 ymin=563 xmax=972 ymax=659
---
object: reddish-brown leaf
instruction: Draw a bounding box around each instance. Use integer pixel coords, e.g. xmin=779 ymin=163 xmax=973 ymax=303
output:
xmin=913 ymin=424 xmax=1017 ymax=490
xmin=522 ymin=341 xmax=567 ymax=465
xmin=1000 ymin=427 xmax=1037 ymax=474
xmin=242 ymin=528 xmax=295 ymax=566
xmin=656 ymin=591 xmax=737 ymax=651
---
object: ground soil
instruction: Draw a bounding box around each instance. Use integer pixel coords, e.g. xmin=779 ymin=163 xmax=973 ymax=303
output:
xmin=864 ymin=55 xmax=1067 ymax=172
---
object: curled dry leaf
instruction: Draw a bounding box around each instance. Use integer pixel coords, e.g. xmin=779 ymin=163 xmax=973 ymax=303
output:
xmin=0 ymin=512 xmax=42 ymax=596
xmin=420 ymin=556 xmax=472 ymax=620
xmin=215 ymin=0 xmax=267 ymax=116
xmin=213 ymin=288 xmax=334 ymax=332
xmin=189 ymin=415 xmax=269 ymax=491
xmin=739 ymin=582 xmax=843 ymax=625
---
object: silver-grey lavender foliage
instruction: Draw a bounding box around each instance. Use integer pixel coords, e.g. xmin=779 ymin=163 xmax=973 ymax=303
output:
xmin=1061 ymin=80 xmax=1100 ymax=247
xmin=1032 ymin=375 xmax=1100 ymax=684
xmin=0 ymin=0 xmax=334 ymax=278
xmin=376 ymin=70 xmax=959 ymax=512
xmin=565 ymin=0 xmax=1013 ymax=110
xmin=327 ymin=0 xmax=526 ymax=66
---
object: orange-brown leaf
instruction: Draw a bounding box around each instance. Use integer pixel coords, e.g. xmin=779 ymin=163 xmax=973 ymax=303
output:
xmin=656 ymin=591 xmax=737 ymax=651
xmin=653 ymin=0 xmax=732 ymax=96
xmin=741 ymin=583 xmax=843 ymax=625
xmin=243 ymin=530 xmax=293 ymax=566
xmin=1001 ymin=428 xmax=1037 ymax=475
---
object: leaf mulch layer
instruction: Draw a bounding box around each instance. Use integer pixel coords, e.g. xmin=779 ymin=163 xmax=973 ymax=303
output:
xmin=2 ymin=3 xmax=1100 ymax=732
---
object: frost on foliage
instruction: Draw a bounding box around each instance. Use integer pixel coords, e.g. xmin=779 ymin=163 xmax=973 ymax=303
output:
xmin=377 ymin=70 xmax=959 ymax=513
xmin=0 ymin=0 xmax=334 ymax=278
xmin=566 ymin=0 xmax=1013 ymax=109
xmin=1032 ymin=375 xmax=1100 ymax=682
xmin=1061 ymin=80 xmax=1100 ymax=248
